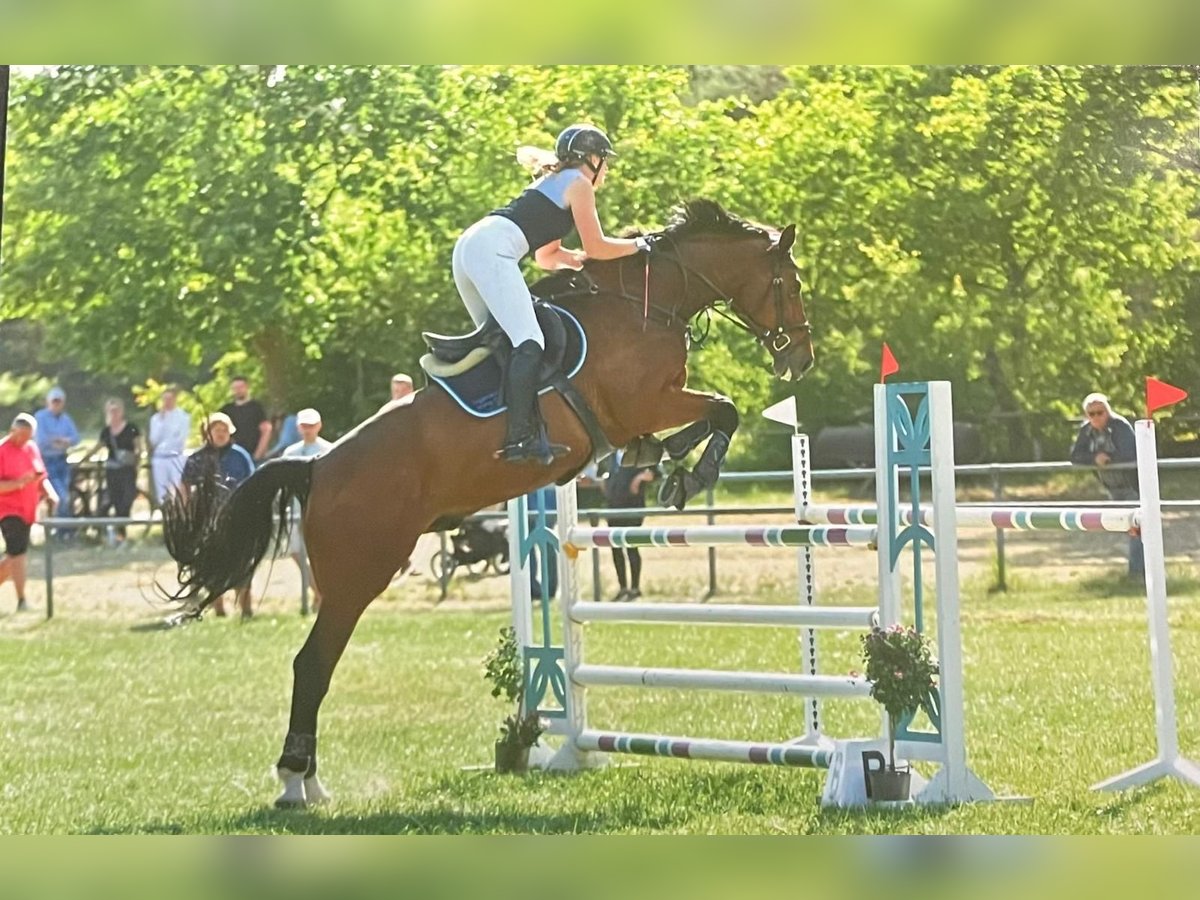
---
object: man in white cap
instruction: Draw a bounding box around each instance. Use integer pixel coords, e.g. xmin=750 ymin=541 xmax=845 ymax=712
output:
xmin=33 ymin=387 xmax=79 ymax=532
xmin=379 ymin=372 xmax=416 ymax=412
xmin=283 ymin=408 xmax=333 ymax=611
xmin=0 ymin=414 xmax=59 ymax=612
xmin=1070 ymin=391 xmax=1143 ymax=577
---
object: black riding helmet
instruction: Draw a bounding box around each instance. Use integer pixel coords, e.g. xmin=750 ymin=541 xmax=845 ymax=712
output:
xmin=555 ymin=124 xmax=616 ymax=182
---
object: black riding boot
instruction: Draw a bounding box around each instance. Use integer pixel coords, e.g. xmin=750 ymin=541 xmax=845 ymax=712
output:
xmin=496 ymin=340 xmax=570 ymax=465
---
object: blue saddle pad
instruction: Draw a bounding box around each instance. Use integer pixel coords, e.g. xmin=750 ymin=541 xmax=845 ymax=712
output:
xmin=428 ymin=304 xmax=588 ymax=418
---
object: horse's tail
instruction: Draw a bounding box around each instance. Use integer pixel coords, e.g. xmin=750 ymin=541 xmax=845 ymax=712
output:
xmin=162 ymin=458 xmax=314 ymax=617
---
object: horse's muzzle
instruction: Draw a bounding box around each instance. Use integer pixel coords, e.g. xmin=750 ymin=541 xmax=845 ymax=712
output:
xmin=773 ymin=345 xmax=815 ymax=382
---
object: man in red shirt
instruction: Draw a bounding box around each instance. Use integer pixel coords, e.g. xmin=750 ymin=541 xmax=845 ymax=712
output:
xmin=0 ymin=413 xmax=60 ymax=612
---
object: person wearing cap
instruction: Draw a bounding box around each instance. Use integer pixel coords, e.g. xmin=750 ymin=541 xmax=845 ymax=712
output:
xmin=181 ymin=413 xmax=255 ymax=495
xmin=33 ymin=387 xmax=79 ymax=531
xmin=391 ymin=373 xmax=414 ymax=403
xmin=453 ymin=124 xmax=649 ymax=466
xmin=1070 ymin=392 xmax=1143 ymax=577
xmin=180 ymin=412 xmax=256 ymax=617
xmin=0 ymin=414 xmax=59 ymax=612
xmin=378 ymin=373 xmax=416 ymax=414
xmin=282 ymin=408 xmax=333 ymax=611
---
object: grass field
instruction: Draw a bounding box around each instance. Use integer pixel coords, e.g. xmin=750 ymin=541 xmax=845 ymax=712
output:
xmin=4 ymin=526 xmax=1200 ymax=833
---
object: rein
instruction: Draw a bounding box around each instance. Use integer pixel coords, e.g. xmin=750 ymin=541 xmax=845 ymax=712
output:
xmin=537 ymin=235 xmax=812 ymax=354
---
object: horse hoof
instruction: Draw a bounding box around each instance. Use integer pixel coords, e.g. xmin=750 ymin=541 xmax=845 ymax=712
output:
xmin=658 ymin=473 xmax=687 ymax=510
xmin=304 ymin=775 xmax=333 ymax=805
xmin=275 ymin=767 xmax=308 ymax=808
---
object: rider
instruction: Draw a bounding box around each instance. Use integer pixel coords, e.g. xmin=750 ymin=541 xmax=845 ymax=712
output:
xmin=453 ymin=123 xmax=650 ymax=465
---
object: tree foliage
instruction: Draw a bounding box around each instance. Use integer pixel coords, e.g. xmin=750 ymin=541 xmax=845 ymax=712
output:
xmin=3 ymin=65 xmax=1197 ymax=462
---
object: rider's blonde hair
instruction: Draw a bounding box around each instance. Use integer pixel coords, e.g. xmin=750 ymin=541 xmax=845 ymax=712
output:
xmin=516 ymin=145 xmax=588 ymax=178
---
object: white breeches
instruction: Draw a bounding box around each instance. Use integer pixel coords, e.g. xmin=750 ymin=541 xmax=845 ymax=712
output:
xmin=151 ymin=455 xmax=185 ymax=504
xmin=452 ymin=216 xmax=544 ymax=349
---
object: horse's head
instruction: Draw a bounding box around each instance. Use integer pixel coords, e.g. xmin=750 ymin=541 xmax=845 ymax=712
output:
xmin=659 ymin=201 xmax=814 ymax=382
xmin=732 ymin=223 xmax=814 ymax=382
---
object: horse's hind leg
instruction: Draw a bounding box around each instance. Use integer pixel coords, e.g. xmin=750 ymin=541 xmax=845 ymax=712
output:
xmin=273 ymin=533 xmax=408 ymax=808
xmin=275 ymin=609 xmax=364 ymax=808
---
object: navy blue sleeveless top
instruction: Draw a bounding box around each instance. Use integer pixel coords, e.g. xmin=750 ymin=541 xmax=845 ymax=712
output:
xmin=490 ymin=168 xmax=585 ymax=254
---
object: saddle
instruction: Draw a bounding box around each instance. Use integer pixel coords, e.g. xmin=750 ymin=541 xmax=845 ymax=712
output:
xmin=418 ymin=300 xmax=611 ymax=469
xmin=420 ymin=301 xmax=569 ymax=380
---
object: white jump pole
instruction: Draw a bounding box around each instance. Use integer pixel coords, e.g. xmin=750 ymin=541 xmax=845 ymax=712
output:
xmin=1093 ymin=418 xmax=1200 ymax=792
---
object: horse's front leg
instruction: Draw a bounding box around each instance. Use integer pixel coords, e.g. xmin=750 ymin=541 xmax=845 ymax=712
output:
xmin=652 ymin=391 xmax=739 ymax=511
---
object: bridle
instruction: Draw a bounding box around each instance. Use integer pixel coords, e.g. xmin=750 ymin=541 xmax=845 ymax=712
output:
xmin=625 ymin=235 xmax=813 ymax=355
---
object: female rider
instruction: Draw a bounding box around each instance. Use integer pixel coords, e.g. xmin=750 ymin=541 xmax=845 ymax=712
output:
xmin=453 ymin=123 xmax=648 ymax=465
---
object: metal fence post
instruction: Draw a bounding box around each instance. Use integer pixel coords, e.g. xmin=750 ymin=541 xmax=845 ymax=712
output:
xmin=589 ymin=512 xmax=601 ymax=602
xmin=705 ymin=486 xmax=717 ymax=599
xmin=992 ymin=468 xmax=1007 ymax=591
xmin=44 ymin=528 xmax=54 ymax=619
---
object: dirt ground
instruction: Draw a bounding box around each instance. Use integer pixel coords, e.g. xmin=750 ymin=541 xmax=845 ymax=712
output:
xmin=4 ymin=506 xmax=1199 ymax=624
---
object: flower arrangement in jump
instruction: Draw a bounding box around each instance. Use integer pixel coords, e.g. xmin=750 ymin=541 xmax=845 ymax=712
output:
xmin=860 ymin=623 xmax=939 ymax=772
xmin=483 ymin=626 xmax=544 ymax=769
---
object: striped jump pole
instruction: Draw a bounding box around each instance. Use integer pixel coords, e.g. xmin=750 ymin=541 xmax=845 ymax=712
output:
xmin=577 ymin=730 xmax=838 ymax=768
xmin=563 ymin=523 xmax=876 ymax=555
xmin=801 ymin=503 xmax=1138 ymax=533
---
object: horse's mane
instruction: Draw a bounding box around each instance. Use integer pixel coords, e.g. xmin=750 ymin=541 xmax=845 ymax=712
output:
xmin=535 ymin=198 xmax=768 ymax=298
xmin=662 ymin=198 xmax=770 ymax=242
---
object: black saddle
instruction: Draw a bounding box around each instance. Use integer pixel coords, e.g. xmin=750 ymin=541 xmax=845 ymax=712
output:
xmin=422 ymin=301 xmax=569 ymax=377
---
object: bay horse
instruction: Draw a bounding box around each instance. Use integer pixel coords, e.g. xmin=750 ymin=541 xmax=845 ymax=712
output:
xmin=163 ymin=199 xmax=813 ymax=807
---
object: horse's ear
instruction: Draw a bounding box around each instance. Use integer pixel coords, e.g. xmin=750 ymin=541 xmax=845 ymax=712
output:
xmin=776 ymin=224 xmax=797 ymax=254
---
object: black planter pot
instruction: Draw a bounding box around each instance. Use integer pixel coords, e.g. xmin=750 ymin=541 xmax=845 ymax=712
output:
xmin=861 ymin=750 xmax=912 ymax=802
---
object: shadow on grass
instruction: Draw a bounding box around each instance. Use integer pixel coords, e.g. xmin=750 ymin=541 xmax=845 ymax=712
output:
xmin=80 ymin=768 xmax=842 ymax=834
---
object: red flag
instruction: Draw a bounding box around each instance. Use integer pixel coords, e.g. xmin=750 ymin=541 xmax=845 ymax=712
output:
xmin=880 ymin=343 xmax=899 ymax=383
xmin=1146 ymin=377 xmax=1188 ymax=416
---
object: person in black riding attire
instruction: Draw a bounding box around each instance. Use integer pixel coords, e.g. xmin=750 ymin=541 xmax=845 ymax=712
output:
xmin=452 ymin=124 xmax=649 ymax=465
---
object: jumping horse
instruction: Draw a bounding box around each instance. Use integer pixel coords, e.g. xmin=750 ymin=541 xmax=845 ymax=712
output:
xmin=163 ymin=199 xmax=814 ymax=807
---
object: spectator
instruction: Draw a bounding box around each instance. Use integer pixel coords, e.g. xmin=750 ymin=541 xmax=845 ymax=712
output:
xmin=181 ymin=412 xmax=256 ymax=617
xmin=33 ymin=386 xmax=78 ymax=534
xmin=0 ymin=414 xmax=59 ymax=612
xmin=220 ymin=375 xmax=271 ymax=462
xmin=391 ymin=373 xmax=414 ymax=403
xmin=81 ymin=399 xmax=142 ymax=548
xmin=602 ymin=450 xmax=658 ymax=601
xmin=148 ymin=387 xmax=191 ymax=505
xmin=265 ymin=411 xmax=300 ymax=460
xmin=380 ymin=372 xmax=416 ymax=412
xmin=1070 ymin=392 xmax=1143 ymax=578
xmin=282 ymin=408 xmax=333 ymax=611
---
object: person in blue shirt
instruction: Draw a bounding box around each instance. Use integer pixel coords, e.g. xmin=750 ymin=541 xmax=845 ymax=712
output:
xmin=453 ymin=124 xmax=648 ymax=466
xmin=33 ymin=386 xmax=80 ymax=532
xmin=265 ymin=412 xmax=300 ymax=460
xmin=180 ymin=412 xmax=256 ymax=617
xmin=1070 ymin=392 xmax=1143 ymax=577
